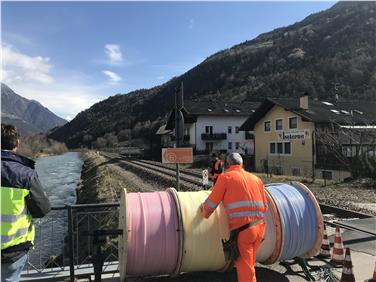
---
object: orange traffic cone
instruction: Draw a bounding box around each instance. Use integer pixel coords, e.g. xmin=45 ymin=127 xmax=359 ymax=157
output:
xmin=341 ymin=248 xmax=355 ymax=282
xmin=364 ymin=260 xmax=376 ymax=282
xmin=330 ymin=226 xmax=344 ymax=265
xmin=318 ymin=224 xmax=331 ymax=258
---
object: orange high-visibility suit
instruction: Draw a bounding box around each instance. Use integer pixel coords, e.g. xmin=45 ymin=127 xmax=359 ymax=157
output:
xmin=201 ymin=164 xmax=267 ymax=282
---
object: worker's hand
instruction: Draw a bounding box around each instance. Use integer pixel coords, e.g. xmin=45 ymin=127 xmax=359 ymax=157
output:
xmin=200 ymin=203 xmax=211 ymax=218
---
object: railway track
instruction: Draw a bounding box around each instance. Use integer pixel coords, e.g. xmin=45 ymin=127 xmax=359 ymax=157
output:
xmin=100 ymin=152 xmax=374 ymax=221
xmin=101 ymin=152 xmax=204 ymax=189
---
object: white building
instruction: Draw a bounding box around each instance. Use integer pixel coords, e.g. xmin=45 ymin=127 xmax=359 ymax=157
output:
xmin=165 ymin=100 xmax=260 ymax=155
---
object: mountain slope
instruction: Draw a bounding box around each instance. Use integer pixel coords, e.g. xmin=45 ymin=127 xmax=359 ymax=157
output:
xmin=1 ymin=84 xmax=67 ymax=135
xmin=50 ymin=1 xmax=376 ymax=148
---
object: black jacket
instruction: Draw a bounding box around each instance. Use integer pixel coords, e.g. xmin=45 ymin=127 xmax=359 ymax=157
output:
xmin=1 ymin=150 xmax=51 ymax=263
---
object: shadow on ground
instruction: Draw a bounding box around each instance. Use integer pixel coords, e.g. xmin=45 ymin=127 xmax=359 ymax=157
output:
xmin=127 ymin=267 xmax=290 ymax=282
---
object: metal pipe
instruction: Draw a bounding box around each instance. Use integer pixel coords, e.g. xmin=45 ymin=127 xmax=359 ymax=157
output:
xmin=67 ymin=205 xmax=75 ymax=282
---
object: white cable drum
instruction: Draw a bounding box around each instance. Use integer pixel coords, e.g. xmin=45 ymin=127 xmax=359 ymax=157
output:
xmin=256 ymin=202 xmax=276 ymax=261
xmin=256 ymin=189 xmax=283 ymax=264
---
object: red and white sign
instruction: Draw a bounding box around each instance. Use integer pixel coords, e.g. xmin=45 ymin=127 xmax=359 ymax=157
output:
xmin=162 ymin=148 xmax=193 ymax=164
xmin=202 ymin=169 xmax=209 ymax=186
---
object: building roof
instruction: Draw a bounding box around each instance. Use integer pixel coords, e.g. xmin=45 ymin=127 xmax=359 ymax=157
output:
xmin=166 ymin=100 xmax=261 ymax=130
xmin=156 ymin=124 xmax=172 ymax=135
xmin=240 ymin=98 xmax=376 ymax=131
xmin=182 ymin=100 xmax=261 ymax=116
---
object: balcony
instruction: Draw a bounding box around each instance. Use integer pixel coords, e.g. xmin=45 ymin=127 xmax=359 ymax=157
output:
xmin=201 ymin=133 xmax=227 ymax=140
xmin=245 ymin=132 xmax=254 ymax=140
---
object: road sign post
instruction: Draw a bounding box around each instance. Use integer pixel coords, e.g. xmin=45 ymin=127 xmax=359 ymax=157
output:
xmin=174 ymin=82 xmax=185 ymax=190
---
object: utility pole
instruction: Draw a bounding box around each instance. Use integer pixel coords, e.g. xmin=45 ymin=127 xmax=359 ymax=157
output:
xmin=175 ymin=82 xmax=184 ymax=190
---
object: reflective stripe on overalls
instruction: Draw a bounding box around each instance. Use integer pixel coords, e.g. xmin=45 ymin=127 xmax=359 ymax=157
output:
xmin=1 ymin=186 xmax=35 ymax=250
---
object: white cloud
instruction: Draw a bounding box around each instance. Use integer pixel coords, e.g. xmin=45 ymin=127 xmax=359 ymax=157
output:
xmin=9 ymin=82 xmax=105 ymax=120
xmin=157 ymin=76 xmax=165 ymax=80
xmin=104 ymin=44 xmax=123 ymax=63
xmin=1 ymin=43 xmax=54 ymax=84
xmin=1 ymin=43 xmax=113 ymax=119
xmin=103 ymin=70 xmax=122 ymax=85
xmin=188 ymin=19 xmax=195 ymax=29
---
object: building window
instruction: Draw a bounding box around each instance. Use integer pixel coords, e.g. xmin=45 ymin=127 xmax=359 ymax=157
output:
xmin=289 ymin=117 xmax=298 ymax=129
xmin=235 ymin=142 xmax=239 ymax=149
xmin=292 ymin=168 xmax=301 ymax=176
xmin=228 ymin=142 xmax=232 ymax=150
xmin=276 ymin=119 xmax=283 ymax=131
xmin=270 ymin=143 xmax=276 ymax=154
xmin=272 ymin=166 xmax=283 ymax=175
xmin=269 ymin=141 xmax=292 ymax=155
xmin=228 ymin=126 xmax=232 ymax=134
xmin=277 ymin=142 xmax=283 ymax=154
xmin=235 ymin=126 xmax=239 ymax=133
xmin=284 ymin=142 xmax=291 ymax=154
xmin=264 ymin=121 xmax=271 ymax=132
xmin=205 ymin=126 xmax=213 ymax=134
xmin=322 ymin=170 xmax=333 ymax=180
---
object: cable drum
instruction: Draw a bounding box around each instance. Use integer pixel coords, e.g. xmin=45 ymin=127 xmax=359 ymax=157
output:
xmin=256 ymin=189 xmax=283 ymax=264
xmin=118 ymin=181 xmax=322 ymax=280
xmin=122 ymin=190 xmax=180 ymax=276
xmin=172 ymin=189 xmax=230 ymax=273
xmin=265 ymin=182 xmax=323 ymax=261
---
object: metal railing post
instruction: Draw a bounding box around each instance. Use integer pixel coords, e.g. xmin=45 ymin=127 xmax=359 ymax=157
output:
xmin=67 ymin=205 xmax=75 ymax=282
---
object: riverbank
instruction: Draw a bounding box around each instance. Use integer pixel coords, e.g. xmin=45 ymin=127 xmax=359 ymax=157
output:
xmin=19 ymin=134 xmax=68 ymax=159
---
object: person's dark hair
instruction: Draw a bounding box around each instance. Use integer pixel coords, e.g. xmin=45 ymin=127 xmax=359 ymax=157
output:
xmin=1 ymin=124 xmax=20 ymax=150
xmin=211 ymin=153 xmax=217 ymax=158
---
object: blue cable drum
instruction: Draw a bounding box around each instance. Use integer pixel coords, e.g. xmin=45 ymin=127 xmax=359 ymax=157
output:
xmin=265 ymin=182 xmax=323 ymax=261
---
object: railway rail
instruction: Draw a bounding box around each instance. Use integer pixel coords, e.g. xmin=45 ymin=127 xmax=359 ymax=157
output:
xmin=100 ymin=152 xmax=375 ymax=221
xmin=101 ymin=152 xmax=204 ymax=189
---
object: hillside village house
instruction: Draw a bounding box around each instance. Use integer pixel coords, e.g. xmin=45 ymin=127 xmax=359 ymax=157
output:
xmin=163 ymin=100 xmax=260 ymax=155
xmin=156 ymin=124 xmax=174 ymax=148
xmin=240 ymin=95 xmax=376 ymax=181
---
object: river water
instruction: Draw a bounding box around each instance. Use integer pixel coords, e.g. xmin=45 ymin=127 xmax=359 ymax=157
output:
xmin=28 ymin=152 xmax=83 ymax=269
xmin=35 ymin=152 xmax=83 ymax=206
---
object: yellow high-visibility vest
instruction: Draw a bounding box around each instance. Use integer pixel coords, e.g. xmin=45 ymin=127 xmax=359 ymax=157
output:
xmin=1 ymin=187 xmax=35 ymax=250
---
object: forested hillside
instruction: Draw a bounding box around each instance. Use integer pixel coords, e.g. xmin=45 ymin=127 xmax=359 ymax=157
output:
xmin=49 ymin=1 xmax=376 ymax=148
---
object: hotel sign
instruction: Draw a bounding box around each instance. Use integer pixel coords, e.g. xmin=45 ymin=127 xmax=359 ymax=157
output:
xmin=278 ymin=129 xmax=310 ymax=141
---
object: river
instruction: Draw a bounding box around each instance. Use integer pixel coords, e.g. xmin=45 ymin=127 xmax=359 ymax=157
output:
xmin=35 ymin=151 xmax=83 ymax=206
xmin=28 ymin=152 xmax=83 ymax=269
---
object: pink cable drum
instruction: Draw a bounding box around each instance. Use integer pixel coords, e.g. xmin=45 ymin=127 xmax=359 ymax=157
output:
xmin=126 ymin=191 xmax=180 ymax=276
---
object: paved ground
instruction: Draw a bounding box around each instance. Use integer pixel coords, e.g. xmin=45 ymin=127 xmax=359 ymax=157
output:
xmin=86 ymin=217 xmax=375 ymax=282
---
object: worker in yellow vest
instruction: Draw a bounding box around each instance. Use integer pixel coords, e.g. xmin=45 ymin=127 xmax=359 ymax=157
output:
xmin=1 ymin=124 xmax=51 ymax=282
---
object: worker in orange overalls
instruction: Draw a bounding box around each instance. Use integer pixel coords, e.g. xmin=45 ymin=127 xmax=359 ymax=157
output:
xmin=201 ymin=153 xmax=267 ymax=282
xmin=209 ymin=153 xmax=223 ymax=184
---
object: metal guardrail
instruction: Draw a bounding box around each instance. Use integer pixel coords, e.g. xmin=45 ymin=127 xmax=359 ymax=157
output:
xmin=21 ymin=203 xmax=120 ymax=282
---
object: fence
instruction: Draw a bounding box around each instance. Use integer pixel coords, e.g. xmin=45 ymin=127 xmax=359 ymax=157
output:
xmin=21 ymin=203 xmax=120 ymax=281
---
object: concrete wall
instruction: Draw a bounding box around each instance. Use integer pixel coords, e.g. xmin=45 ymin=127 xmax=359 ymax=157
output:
xmin=254 ymin=105 xmax=315 ymax=177
xmin=315 ymin=169 xmax=352 ymax=182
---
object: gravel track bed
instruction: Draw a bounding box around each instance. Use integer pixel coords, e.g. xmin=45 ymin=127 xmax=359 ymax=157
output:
xmin=101 ymin=155 xmax=202 ymax=192
xmin=132 ymin=160 xmax=203 ymax=185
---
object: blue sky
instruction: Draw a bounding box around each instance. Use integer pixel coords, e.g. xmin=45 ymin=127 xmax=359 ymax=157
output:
xmin=2 ymin=1 xmax=335 ymax=120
